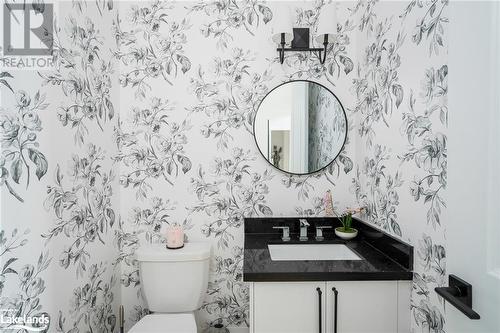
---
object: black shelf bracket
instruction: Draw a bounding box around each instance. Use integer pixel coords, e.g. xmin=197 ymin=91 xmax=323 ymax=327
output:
xmin=435 ymin=274 xmax=480 ymax=320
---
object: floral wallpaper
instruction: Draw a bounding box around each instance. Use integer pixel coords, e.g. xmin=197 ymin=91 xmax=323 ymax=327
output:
xmin=0 ymin=90 xmax=48 ymax=203
xmin=351 ymin=1 xmax=448 ymax=332
xmin=1 ymin=2 xmax=120 ymax=332
xmin=116 ymin=1 xmax=356 ymax=330
xmin=1 ymin=0 xmax=448 ymax=333
xmin=307 ymin=83 xmax=346 ymax=172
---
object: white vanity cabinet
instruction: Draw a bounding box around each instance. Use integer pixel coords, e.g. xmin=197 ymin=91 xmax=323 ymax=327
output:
xmin=251 ymin=282 xmax=325 ymax=333
xmin=249 ymin=281 xmax=410 ymax=333
xmin=325 ymin=281 xmax=402 ymax=333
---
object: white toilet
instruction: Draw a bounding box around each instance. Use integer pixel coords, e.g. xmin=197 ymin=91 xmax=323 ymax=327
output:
xmin=129 ymin=242 xmax=211 ymax=333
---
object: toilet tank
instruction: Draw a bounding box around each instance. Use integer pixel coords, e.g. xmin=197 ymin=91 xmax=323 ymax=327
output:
xmin=136 ymin=242 xmax=211 ymax=313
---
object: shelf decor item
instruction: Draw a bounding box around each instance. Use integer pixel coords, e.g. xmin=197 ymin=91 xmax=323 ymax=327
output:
xmin=335 ymin=211 xmax=358 ymax=240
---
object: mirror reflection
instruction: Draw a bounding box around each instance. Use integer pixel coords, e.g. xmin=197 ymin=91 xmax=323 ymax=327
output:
xmin=254 ymin=81 xmax=347 ymax=174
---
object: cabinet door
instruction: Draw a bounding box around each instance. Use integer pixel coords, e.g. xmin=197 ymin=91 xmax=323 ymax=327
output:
xmin=253 ymin=282 xmax=326 ymax=333
xmin=326 ymin=281 xmax=398 ymax=333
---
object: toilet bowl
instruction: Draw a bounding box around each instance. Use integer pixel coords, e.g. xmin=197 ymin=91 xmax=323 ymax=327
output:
xmin=129 ymin=242 xmax=211 ymax=333
xmin=128 ymin=313 xmax=197 ymax=333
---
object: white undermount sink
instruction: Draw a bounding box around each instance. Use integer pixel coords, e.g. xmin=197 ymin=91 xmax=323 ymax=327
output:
xmin=268 ymin=244 xmax=362 ymax=261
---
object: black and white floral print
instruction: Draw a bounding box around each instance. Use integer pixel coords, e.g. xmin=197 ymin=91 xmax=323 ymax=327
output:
xmin=72 ymin=0 xmax=114 ymax=16
xmin=2 ymin=4 xmax=120 ymax=333
xmin=352 ymin=20 xmax=405 ymax=146
xmin=129 ymin=197 xmax=177 ymax=243
xmin=188 ymin=48 xmax=271 ymax=150
xmin=188 ymin=0 xmax=273 ymax=49
xmin=400 ymin=0 xmax=448 ymax=56
xmin=353 ymin=144 xmax=403 ymax=236
xmin=0 ymin=90 xmax=48 ymax=202
xmin=114 ymin=220 xmax=140 ymax=289
xmin=0 ymin=71 xmax=14 ymax=93
xmin=350 ymin=0 xmax=379 ymax=33
xmin=56 ymin=263 xmax=116 ymax=333
xmin=0 ymin=229 xmax=51 ymax=332
xmin=282 ymin=141 xmax=353 ymax=201
xmin=410 ymin=233 xmax=447 ymax=332
xmin=203 ymin=246 xmax=248 ymax=327
xmin=1 ymin=0 xmax=451 ymax=331
xmin=42 ymin=16 xmax=115 ymax=145
xmin=189 ymin=149 xmax=273 ymax=249
xmin=308 ymin=84 xmax=346 ymax=171
xmin=115 ymin=97 xmax=192 ymax=199
xmin=401 ymin=66 xmax=447 ymax=227
xmin=113 ymin=1 xmax=191 ymax=99
xmin=349 ymin=1 xmax=448 ymax=330
xmin=129 ymin=305 xmax=149 ymax=325
xmin=411 ymin=298 xmax=445 ymax=333
xmin=418 ymin=235 xmax=446 ymax=281
xmin=282 ymin=172 xmax=324 ymax=201
xmin=294 ymin=196 xmax=326 ymax=217
xmin=44 ymin=144 xmax=115 ymax=276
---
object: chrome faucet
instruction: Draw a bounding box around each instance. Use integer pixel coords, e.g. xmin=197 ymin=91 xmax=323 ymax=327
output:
xmin=273 ymin=226 xmax=291 ymax=242
xmin=299 ymin=219 xmax=310 ymax=241
xmin=315 ymin=225 xmax=332 ymax=241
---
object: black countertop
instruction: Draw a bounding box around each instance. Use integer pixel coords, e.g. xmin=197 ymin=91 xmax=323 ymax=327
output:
xmin=243 ymin=217 xmax=413 ymax=282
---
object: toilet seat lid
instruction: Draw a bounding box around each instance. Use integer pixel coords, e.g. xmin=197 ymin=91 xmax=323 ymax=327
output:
xmin=128 ymin=313 xmax=197 ymax=333
xmin=136 ymin=242 xmax=211 ymax=262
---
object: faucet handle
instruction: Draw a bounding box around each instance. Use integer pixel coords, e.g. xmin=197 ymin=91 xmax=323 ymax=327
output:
xmin=299 ymin=219 xmax=310 ymax=226
xmin=315 ymin=225 xmax=332 ymax=241
xmin=299 ymin=219 xmax=309 ymax=241
xmin=273 ymin=226 xmax=291 ymax=242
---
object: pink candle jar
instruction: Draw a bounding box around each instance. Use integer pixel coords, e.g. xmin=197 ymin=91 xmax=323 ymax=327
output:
xmin=165 ymin=225 xmax=184 ymax=249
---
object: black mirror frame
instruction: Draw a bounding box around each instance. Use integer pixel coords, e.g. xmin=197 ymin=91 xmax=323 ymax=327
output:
xmin=252 ymin=79 xmax=348 ymax=176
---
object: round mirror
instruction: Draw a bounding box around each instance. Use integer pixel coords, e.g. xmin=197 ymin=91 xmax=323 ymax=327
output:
xmin=253 ymin=80 xmax=347 ymax=175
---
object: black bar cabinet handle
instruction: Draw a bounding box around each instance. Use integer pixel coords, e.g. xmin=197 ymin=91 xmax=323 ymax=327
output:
xmin=332 ymin=287 xmax=338 ymax=333
xmin=316 ymin=287 xmax=322 ymax=333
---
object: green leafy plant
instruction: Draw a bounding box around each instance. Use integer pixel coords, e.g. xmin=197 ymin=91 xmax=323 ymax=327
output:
xmin=339 ymin=212 xmax=355 ymax=233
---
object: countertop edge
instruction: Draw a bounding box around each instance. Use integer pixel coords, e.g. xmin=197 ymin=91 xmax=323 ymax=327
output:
xmin=243 ymin=271 xmax=413 ymax=282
